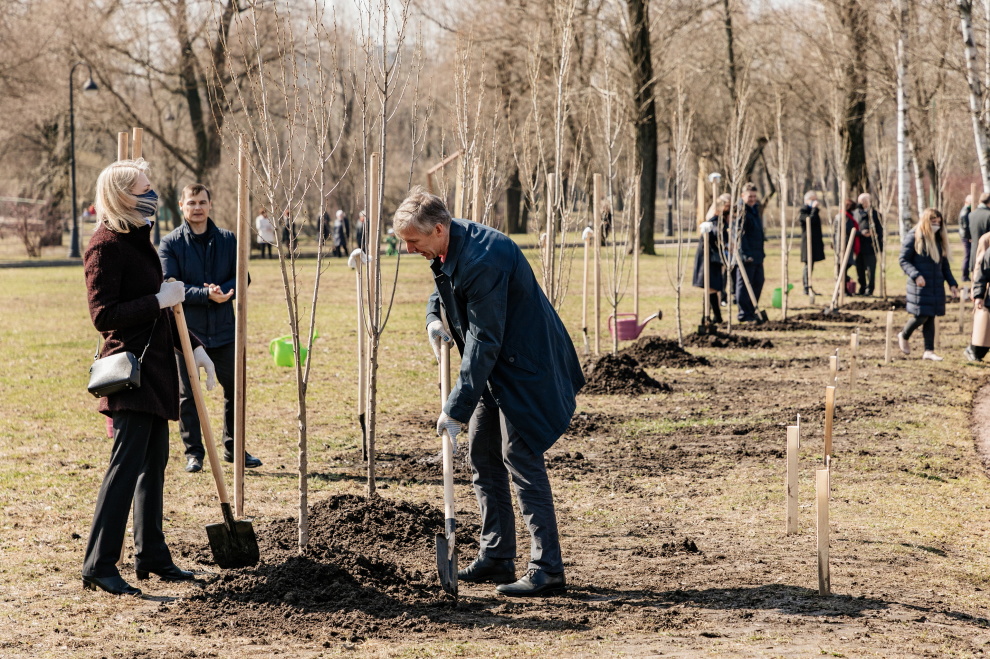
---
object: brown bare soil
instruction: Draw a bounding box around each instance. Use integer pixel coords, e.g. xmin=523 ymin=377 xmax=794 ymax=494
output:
xmin=582 ymin=353 xmax=672 ymax=395
xmin=619 ymin=336 xmax=710 ymax=368
xmin=683 ymin=329 xmax=773 ymax=348
xmin=841 ymin=296 xmax=908 ymax=311
xmin=790 ymin=310 xmax=872 ymax=324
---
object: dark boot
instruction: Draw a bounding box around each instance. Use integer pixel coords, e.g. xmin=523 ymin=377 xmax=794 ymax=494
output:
xmin=458 ymin=555 xmax=515 ymax=584
xmin=709 ymin=293 xmax=723 ymax=324
xmin=495 ymin=568 xmax=566 ymax=597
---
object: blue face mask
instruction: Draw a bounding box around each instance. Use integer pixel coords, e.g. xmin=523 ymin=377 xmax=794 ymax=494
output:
xmin=135 ymin=189 xmax=159 ymax=218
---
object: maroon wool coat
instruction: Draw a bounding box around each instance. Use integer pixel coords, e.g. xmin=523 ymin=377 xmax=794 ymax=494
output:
xmin=84 ymin=222 xmax=201 ymax=420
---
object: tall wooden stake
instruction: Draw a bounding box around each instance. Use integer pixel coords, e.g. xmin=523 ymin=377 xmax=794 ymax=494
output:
xmin=829 ymin=355 xmax=838 ymax=387
xmin=581 ymin=227 xmax=592 ymax=354
xmin=117 ymin=132 xmax=128 ymax=161
xmin=786 ymin=425 xmax=799 ymax=535
xmin=807 ymin=212 xmax=815 ymax=305
xmin=848 ymin=329 xmax=859 ymax=388
xmin=472 ymin=158 xmax=483 ymax=224
xmin=633 ymin=182 xmax=641 ymax=318
xmin=233 ymin=136 xmax=250 ymax=517
xmin=885 ymin=310 xmax=894 ymax=363
xmin=824 ymin=385 xmax=836 ymax=459
xmin=546 ymin=173 xmax=556 ymax=302
xmin=453 ymin=158 xmax=464 ymax=219
xmin=838 ymin=180 xmax=848 ymax=307
xmin=593 ymin=174 xmax=602 ymax=355
xmin=131 ymin=127 xmax=143 ymax=159
xmin=366 ymin=152 xmax=381 ymax=496
xmin=816 ymin=468 xmax=831 ymax=596
xmin=348 ymin=251 xmax=367 ymax=460
xmin=781 ymin=171 xmax=789 ymax=320
xmin=703 ymin=231 xmax=711 ymax=324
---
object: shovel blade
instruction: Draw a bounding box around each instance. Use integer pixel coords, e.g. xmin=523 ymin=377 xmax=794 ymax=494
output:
xmin=206 ymin=517 xmax=260 ymax=569
xmin=435 ymin=531 xmax=458 ymax=597
xmin=757 ymin=310 xmax=769 ymax=324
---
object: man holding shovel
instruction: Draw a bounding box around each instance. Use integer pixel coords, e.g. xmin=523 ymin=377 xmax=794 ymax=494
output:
xmin=394 ymin=187 xmax=585 ymax=597
xmin=159 ymin=183 xmax=263 ymax=473
xmin=734 ymin=183 xmax=766 ymax=322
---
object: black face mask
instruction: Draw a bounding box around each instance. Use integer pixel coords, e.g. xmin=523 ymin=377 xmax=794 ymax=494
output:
xmin=135 ymin=189 xmax=159 ymax=218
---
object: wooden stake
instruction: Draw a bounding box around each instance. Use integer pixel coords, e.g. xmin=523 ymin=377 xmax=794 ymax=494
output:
xmin=581 ymin=227 xmax=592 ymax=354
xmin=349 ymin=252 xmax=367 ymax=460
xmin=807 ymin=211 xmax=815 ymax=305
xmin=131 ymin=127 xmax=143 ymax=159
xmin=633 ymin=182 xmax=640 ymax=318
xmin=471 ymin=158 xmax=482 ymax=224
xmin=233 ymin=136 xmax=249 ymax=517
xmin=425 ymin=150 xmax=461 ymax=195
xmin=117 ymin=132 xmax=129 ymax=161
xmin=781 ymin=173 xmax=789 ymax=320
xmin=816 ymin=468 xmax=831 ymax=596
xmin=883 ymin=311 xmax=894 ymax=364
xmin=796 ymin=413 xmax=802 ymax=448
xmin=824 ymin=385 xmax=836 ymax=459
xmin=848 ymin=330 xmax=858 ymax=388
xmin=703 ymin=231 xmax=711 ymax=323
xmin=786 ymin=425 xmax=799 ymax=535
xmin=828 ymin=355 xmax=838 ymax=387
xmin=837 ymin=180 xmax=848 ymax=307
xmin=593 ymin=174 xmax=602 ymax=355
xmin=453 ymin=158 xmax=464 ymax=219
xmin=546 ymin=173 xmax=556 ymax=300
xmin=696 ymin=157 xmax=707 ymax=226
xmin=367 ymin=152 xmax=381 ymax=495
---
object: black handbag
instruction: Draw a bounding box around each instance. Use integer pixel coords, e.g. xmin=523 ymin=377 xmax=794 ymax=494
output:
xmin=87 ymin=318 xmax=158 ymax=398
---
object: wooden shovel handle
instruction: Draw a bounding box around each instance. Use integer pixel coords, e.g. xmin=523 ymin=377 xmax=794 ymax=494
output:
xmin=173 ymin=300 xmax=230 ymax=505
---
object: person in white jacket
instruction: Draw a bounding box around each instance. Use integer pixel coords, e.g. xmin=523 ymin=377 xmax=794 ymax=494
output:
xmin=255 ymin=208 xmax=275 ymax=259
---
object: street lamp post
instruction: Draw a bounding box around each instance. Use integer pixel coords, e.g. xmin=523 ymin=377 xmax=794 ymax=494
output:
xmin=68 ymin=62 xmax=98 ymax=258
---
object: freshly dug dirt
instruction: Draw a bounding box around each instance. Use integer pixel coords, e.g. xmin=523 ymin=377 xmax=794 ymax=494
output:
xmin=582 ymin=353 xmax=672 ymax=395
xmin=789 ymin=310 xmax=872 ymax=324
xmin=161 ymin=494 xmax=480 ymax=642
xmin=682 ymin=330 xmax=773 ymax=349
xmin=735 ymin=320 xmax=826 ymax=332
xmin=841 ymin=296 xmax=907 ymax=311
xmin=619 ymin=336 xmax=710 ymax=368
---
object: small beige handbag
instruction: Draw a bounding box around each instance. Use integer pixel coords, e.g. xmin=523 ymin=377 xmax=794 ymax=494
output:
xmin=972 ymin=290 xmax=990 ymax=348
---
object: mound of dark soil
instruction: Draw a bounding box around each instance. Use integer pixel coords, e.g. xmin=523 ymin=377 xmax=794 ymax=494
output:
xmin=789 ymin=310 xmax=871 ymax=324
xmin=682 ymin=330 xmax=773 ymax=349
xmin=566 ymin=411 xmax=623 ymax=436
xmin=619 ymin=336 xmax=710 ymax=368
xmin=840 ymin=297 xmax=907 ymax=311
xmin=161 ymin=494 xmax=480 ymax=642
xmin=737 ymin=320 xmax=826 ymax=332
xmin=583 ymin=354 xmax=672 ymax=395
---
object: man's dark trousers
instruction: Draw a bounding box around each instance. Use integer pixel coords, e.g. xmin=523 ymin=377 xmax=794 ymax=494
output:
xmin=735 ymin=261 xmax=765 ymax=321
xmin=82 ymin=410 xmax=173 ymax=578
xmin=176 ymin=342 xmax=235 ymax=459
xmin=856 ymin=246 xmax=877 ymax=295
xmin=468 ymin=396 xmax=563 ymax=573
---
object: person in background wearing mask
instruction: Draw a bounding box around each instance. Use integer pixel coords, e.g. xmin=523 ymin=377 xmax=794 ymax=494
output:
xmin=959 ymin=194 xmax=973 ymax=283
xmin=898 ymin=208 xmax=959 ymax=361
xmin=854 ymin=193 xmax=884 ymax=297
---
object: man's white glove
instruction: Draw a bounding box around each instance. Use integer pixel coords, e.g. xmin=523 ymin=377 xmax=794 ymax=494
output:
xmin=436 ymin=412 xmax=463 ymax=453
xmin=427 ymin=319 xmax=452 ymax=362
xmin=193 ymin=346 xmax=217 ymax=391
xmin=699 ymin=221 xmax=714 ymax=234
xmin=156 ymin=280 xmax=186 ymax=309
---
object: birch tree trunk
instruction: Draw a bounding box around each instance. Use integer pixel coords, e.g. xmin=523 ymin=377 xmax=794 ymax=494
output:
xmin=897 ymin=0 xmax=913 ymax=234
xmin=958 ymin=0 xmax=990 ymax=191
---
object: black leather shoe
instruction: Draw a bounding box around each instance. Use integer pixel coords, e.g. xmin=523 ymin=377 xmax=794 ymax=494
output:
xmin=135 ymin=564 xmax=195 ymax=582
xmin=185 ymin=456 xmax=203 ymax=473
xmin=222 ymin=448 xmax=263 ymax=468
xmin=496 ymin=568 xmax=566 ymax=597
xmin=458 ymin=555 xmax=515 ymax=584
xmin=82 ymin=574 xmax=142 ymax=596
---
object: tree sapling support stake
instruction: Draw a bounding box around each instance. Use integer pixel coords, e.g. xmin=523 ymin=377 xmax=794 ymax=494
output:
xmin=885 ymin=310 xmax=893 ymax=363
xmin=233 ymin=135 xmax=250 ymax=517
xmin=824 ymin=385 xmax=836 ymax=460
xmin=816 ymin=468 xmax=831 ymax=596
xmin=786 ymin=425 xmax=799 ymax=535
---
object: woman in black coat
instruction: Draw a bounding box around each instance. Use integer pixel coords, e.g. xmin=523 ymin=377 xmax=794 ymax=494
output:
xmin=897 ymin=208 xmax=959 ymax=361
xmin=798 ymin=191 xmax=826 ymax=295
xmin=83 ymin=159 xmax=214 ymax=596
xmin=693 ymin=193 xmax=730 ymax=323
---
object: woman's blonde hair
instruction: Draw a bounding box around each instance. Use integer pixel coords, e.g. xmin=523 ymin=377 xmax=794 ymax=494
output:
xmin=914 ymin=208 xmax=950 ymax=262
xmin=94 ymin=158 xmax=151 ymax=233
xmin=703 ymin=193 xmax=731 ymax=227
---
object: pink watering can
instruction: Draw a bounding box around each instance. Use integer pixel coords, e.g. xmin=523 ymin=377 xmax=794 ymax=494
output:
xmin=608 ymin=310 xmax=663 ymax=341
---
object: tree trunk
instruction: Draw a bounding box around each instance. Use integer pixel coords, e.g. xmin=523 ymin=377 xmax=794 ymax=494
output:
xmin=958 ymin=0 xmax=990 ymax=191
xmin=840 ymin=0 xmax=870 ymax=194
xmin=505 ymin=166 xmax=523 ymax=234
xmin=627 ymin=0 xmax=658 ymax=255
xmin=722 ymin=0 xmax=738 ymax=106
xmin=897 ymin=0 xmax=912 ymax=235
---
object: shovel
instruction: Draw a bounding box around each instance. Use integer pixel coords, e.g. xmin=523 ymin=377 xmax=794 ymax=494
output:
xmin=435 ymin=339 xmax=458 ymax=597
xmin=173 ymin=298 xmax=260 ymax=569
xmin=734 ymin=249 xmax=768 ymax=324
xmin=824 ymin=229 xmax=858 ymax=317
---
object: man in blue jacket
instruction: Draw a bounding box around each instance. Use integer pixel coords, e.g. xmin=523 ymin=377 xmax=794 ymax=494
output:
xmin=159 ymin=184 xmax=263 ymax=473
xmin=734 ymin=183 xmax=766 ymax=322
xmin=393 ymin=188 xmax=585 ymax=597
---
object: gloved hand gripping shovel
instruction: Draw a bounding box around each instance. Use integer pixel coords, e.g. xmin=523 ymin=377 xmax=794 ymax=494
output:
xmin=435 ymin=338 xmax=458 ymax=598
xmin=173 ymin=295 xmax=260 ymax=569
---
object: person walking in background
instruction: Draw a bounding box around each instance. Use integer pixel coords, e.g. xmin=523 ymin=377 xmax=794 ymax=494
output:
xmin=898 ymin=208 xmax=959 ymax=362
xmin=798 ymin=191 xmax=826 ymax=296
xmin=959 ymin=194 xmax=972 ymax=283
xmin=255 ymin=208 xmax=275 ymax=259
xmin=968 ymin=192 xmax=990 ymax=282
xmin=734 ymin=183 xmax=766 ymax=322
xmin=833 ymin=199 xmax=860 ymax=295
xmin=332 ymin=209 xmax=350 ymax=257
xmin=159 ymin=183 xmax=263 ymax=473
xmin=82 ymin=158 xmax=210 ymax=596
xmin=854 ymin=193 xmax=884 ymax=296
xmin=692 ymin=193 xmax=729 ymax=324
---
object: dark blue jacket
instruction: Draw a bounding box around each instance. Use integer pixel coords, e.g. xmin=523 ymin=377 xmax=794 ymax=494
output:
xmin=427 ymin=219 xmax=585 ymax=454
xmin=737 ymin=202 xmax=765 ymax=264
xmin=159 ymin=218 xmax=241 ymax=348
xmin=899 ymin=228 xmax=957 ymax=317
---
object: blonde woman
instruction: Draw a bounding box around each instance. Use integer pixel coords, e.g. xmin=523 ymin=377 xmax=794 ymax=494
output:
xmin=897 ymin=208 xmax=959 ymax=361
xmin=692 ymin=193 xmax=731 ymax=323
xmin=82 ymin=159 xmax=215 ymax=596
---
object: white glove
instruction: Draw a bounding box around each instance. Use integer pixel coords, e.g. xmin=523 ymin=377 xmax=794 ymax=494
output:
xmin=427 ymin=319 xmax=452 ymax=362
xmin=700 ymin=221 xmax=714 ymax=234
xmin=193 ymin=346 xmax=217 ymax=391
xmin=436 ymin=412 xmax=462 ymax=453
xmin=156 ymin=280 xmax=186 ymax=309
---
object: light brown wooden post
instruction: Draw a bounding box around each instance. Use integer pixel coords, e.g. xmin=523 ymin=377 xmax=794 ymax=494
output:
xmin=824 ymin=385 xmax=836 ymax=459
xmin=816 ymin=468 xmax=831 ymax=596
xmin=828 ymin=355 xmax=838 ymax=387
xmin=471 ymin=158 xmax=482 ymax=224
xmin=131 ymin=127 xmax=143 ymax=159
xmin=781 ymin=173 xmax=789 ymax=320
xmin=117 ymin=132 xmax=129 ymax=161
xmin=837 ymin=180 xmax=848 ymax=307
xmin=546 ymin=173 xmax=556 ymax=300
xmin=233 ymin=136 xmax=250 ymax=517
xmin=796 ymin=413 xmax=802 ymax=448
xmin=633 ymin=183 xmax=640 ymax=318
xmin=703 ymin=231 xmax=711 ymax=323
xmin=848 ymin=329 xmax=858 ymax=388
xmin=453 ymin=158 xmax=464 ymax=219
xmin=593 ymin=174 xmax=602 ymax=355
xmin=807 ymin=211 xmax=815 ymax=305
xmin=885 ymin=310 xmax=893 ymax=363
xmin=786 ymin=425 xmax=799 ymax=535
xmin=367 ymin=152 xmax=381 ymax=495
xmin=582 ymin=227 xmax=591 ymax=354
xmin=349 ymin=252 xmax=367 ymax=459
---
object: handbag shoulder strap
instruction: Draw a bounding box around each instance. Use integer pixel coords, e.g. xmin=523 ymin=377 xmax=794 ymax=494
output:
xmin=92 ymin=315 xmax=160 ymax=363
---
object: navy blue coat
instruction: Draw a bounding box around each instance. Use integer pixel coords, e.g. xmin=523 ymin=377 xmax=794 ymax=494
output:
xmin=736 ymin=203 xmax=765 ymax=264
xmin=427 ymin=219 xmax=585 ymax=454
xmin=159 ymin=218 xmax=241 ymax=348
xmin=899 ymin=229 xmax=958 ymax=317
xmin=692 ymin=215 xmax=726 ymax=291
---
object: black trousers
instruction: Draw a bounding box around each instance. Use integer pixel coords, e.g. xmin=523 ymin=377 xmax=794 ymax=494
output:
xmin=734 ymin=261 xmax=765 ymax=321
xmin=258 ymin=242 xmax=272 ymax=259
xmin=902 ymin=314 xmax=936 ymax=351
xmin=468 ymin=398 xmax=564 ymax=573
xmin=176 ymin=342 xmax=235 ymax=459
xmin=963 ymin=239 xmax=972 ymax=282
xmin=82 ymin=410 xmax=173 ymax=578
xmin=856 ymin=248 xmax=877 ymax=295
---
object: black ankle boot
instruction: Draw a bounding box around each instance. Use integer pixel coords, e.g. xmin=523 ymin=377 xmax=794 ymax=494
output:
xmin=135 ymin=565 xmax=195 ymax=582
xmin=82 ymin=574 xmax=142 ymax=596
xmin=458 ymin=555 xmax=515 ymax=584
